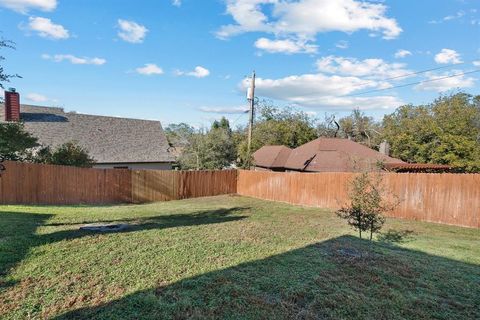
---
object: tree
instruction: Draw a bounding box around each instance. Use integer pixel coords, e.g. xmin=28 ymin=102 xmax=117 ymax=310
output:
xmin=317 ymin=109 xmax=382 ymax=147
xmin=178 ymin=119 xmax=236 ymax=170
xmin=382 ymin=93 xmax=480 ymax=172
xmin=165 ymin=123 xmax=195 ymax=150
xmin=336 ymin=172 xmax=398 ymax=240
xmin=0 ymin=122 xmax=39 ymax=161
xmin=37 ymin=141 xmax=95 ymax=167
xmin=237 ymin=101 xmax=318 ymax=166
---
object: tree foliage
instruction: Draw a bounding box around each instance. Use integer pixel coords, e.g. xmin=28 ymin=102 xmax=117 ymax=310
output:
xmin=317 ymin=109 xmax=382 ymax=147
xmin=37 ymin=141 xmax=95 ymax=167
xmin=336 ymin=172 xmax=398 ymax=240
xmin=165 ymin=123 xmax=195 ymax=150
xmin=382 ymin=93 xmax=480 ymax=172
xmin=0 ymin=122 xmax=39 ymax=161
xmin=237 ymin=101 xmax=318 ymax=166
xmin=178 ymin=117 xmax=236 ymax=170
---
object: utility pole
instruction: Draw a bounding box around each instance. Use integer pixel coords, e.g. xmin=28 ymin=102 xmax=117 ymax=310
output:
xmin=246 ymin=70 xmax=256 ymax=168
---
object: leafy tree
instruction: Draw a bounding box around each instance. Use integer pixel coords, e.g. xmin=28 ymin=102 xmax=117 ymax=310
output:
xmin=237 ymin=101 xmax=318 ymax=166
xmin=0 ymin=122 xmax=39 ymax=161
xmin=339 ymin=109 xmax=382 ymax=147
xmin=37 ymin=141 xmax=95 ymax=167
xmin=165 ymin=123 xmax=195 ymax=149
xmin=316 ymin=114 xmax=341 ymax=138
xmin=317 ymin=109 xmax=382 ymax=147
xmin=212 ymin=117 xmax=232 ymax=133
xmin=336 ymin=172 xmax=398 ymax=240
xmin=178 ymin=119 xmax=236 ymax=170
xmin=382 ymin=93 xmax=480 ymax=172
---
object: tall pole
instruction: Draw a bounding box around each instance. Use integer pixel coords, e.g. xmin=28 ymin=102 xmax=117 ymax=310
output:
xmin=247 ymin=70 xmax=256 ymax=168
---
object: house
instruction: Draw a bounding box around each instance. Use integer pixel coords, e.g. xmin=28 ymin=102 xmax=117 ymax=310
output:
xmin=1 ymin=89 xmax=175 ymax=170
xmin=253 ymin=138 xmax=450 ymax=173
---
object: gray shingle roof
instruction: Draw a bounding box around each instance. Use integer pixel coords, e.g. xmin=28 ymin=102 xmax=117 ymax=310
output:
xmin=1 ymin=104 xmax=175 ymax=163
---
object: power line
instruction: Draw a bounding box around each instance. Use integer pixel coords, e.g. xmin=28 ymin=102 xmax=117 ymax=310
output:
xmin=348 ymin=60 xmax=476 ymax=89
xmin=230 ymin=110 xmax=249 ymax=127
xmin=344 ymin=69 xmax=480 ymax=97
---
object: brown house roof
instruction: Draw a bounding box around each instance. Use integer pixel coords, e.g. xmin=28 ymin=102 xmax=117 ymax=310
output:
xmin=254 ymin=138 xmax=405 ymax=172
xmin=253 ymin=145 xmax=292 ymax=168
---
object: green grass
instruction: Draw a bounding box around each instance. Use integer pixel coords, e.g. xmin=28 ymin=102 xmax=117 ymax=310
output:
xmin=0 ymin=195 xmax=479 ymax=319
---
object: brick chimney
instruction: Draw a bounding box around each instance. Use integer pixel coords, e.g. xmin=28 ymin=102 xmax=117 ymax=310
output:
xmin=4 ymin=88 xmax=20 ymax=122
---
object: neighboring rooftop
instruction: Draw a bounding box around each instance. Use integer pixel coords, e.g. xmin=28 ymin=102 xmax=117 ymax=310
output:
xmin=0 ymin=104 xmax=175 ymax=164
xmin=252 ymin=145 xmax=292 ymax=169
xmin=253 ymin=138 xmax=451 ymax=172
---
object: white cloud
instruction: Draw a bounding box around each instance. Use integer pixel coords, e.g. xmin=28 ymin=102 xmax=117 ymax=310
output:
xmin=135 ymin=63 xmax=164 ymax=75
xmin=335 ymin=40 xmax=348 ymax=49
xmin=415 ymin=70 xmax=475 ymax=92
xmin=117 ymin=19 xmax=148 ymax=43
xmin=199 ymin=106 xmax=249 ymax=114
xmin=443 ymin=10 xmax=465 ymax=21
xmin=217 ymin=0 xmax=401 ymax=40
xmin=0 ymin=0 xmax=56 ymax=13
xmin=254 ymin=37 xmax=317 ymax=54
xmin=434 ymin=48 xmax=462 ymax=64
xmin=176 ymin=66 xmax=210 ymax=78
xmin=394 ymin=49 xmax=411 ymax=58
xmin=430 ymin=10 xmax=465 ymax=24
xmin=42 ymin=54 xmax=106 ymax=65
xmin=27 ymin=16 xmax=69 ymax=39
xmin=239 ymin=73 xmax=404 ymax=110
xmin=26 ymin=92 xmax=48 ymax=102
xmin=172 ymin=0 xmax=181 ymax=6
xmin=472 ymin=60 xmax=480 ymax=67
xmin=316 ymin=55 xmax=411 ymax=79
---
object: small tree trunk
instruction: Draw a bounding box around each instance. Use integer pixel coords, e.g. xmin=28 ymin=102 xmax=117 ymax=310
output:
xmin=359 ymin=229 xmax=362 ymax=239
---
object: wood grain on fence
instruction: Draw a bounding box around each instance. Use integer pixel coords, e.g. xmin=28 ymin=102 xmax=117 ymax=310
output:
xmin=0 ymin=161 xmax=237 ymax=205
xmin=0 ymin=161 xmax=131 ymax=205
xmin=131 ymin=169 xmax=237 ymax=203
xmin=237 ymin=170 xmax=480 ymax=228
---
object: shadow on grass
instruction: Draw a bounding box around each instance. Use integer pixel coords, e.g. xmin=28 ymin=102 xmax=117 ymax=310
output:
xmin=0 ymin=207 xmax=249 ymax=288
xmin=377 ymin=229 xmax=416 ymax=244
xmin=54 ymin=235 xmax=480 ymax=320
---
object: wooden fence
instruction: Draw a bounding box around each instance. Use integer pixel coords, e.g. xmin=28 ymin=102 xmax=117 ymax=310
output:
xmin=131 ymin=169 xmax=237 ymax=203
xmin=1 ymin=161 xmax=479 ymax=228
xmin=237 ymin=170 xmax=480 ymax=228
xmin=0 ymin=161 xmax=131 ymax=205
xmin=0 ymin=161 xmax=237 ymax=205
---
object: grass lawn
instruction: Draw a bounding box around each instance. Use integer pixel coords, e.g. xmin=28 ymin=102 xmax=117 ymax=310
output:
xmin=0 ymin=195 xmax=479 ymax=319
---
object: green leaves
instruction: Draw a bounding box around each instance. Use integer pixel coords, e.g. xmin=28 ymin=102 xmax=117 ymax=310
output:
xmin=382 ymin=93 xmax=480 ymax=172
xmin=336 ymin=173 xmax=397 ymax=240
xmin=178 ymin=118 xmax=236 ymax=170
xmin=0 ymin=122 xmax=39 ymax=161
xmin=38 ymin=141 xmax=95 ymax=167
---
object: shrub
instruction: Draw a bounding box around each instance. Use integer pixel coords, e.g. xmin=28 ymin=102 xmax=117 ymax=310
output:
xmin=337 ymin=172 xmax=398 ymax=240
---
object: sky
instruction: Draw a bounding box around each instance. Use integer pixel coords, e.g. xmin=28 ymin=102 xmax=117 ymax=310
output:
xmin=0 ymin=0 xmax=479 ymax=128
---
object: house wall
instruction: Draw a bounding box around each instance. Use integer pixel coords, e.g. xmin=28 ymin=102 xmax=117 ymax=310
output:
xmin=93 ymin=162 xmax=173 ymax=170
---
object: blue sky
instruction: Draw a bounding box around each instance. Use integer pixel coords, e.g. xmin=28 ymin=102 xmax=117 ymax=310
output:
xmin=0 ymin=0 xmax=479 ymax=127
